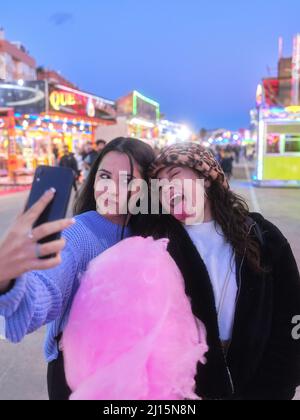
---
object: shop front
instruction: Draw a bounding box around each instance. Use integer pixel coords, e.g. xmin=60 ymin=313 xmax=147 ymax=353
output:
xmin=0 ymin=81 xmax=116 ymax=181
xmin=254 ymin=106 xmax=300 ymax=187
xmin=13 ymin=113 xmax=100 ymax=170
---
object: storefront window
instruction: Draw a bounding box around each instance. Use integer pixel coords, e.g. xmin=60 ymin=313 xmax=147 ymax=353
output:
xmin=266 ymin=134 xmax=280 ymax=154
xmin=284 ymin=135 xmax=300 ymax=153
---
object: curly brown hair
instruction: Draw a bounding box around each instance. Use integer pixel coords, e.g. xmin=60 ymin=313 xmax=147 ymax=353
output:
xmin=207 ymin=181 xmax=263 ymax=273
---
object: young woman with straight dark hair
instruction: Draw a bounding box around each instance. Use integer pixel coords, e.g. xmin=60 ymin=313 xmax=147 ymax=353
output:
xmin=0 ymin=137 xmax=155 ymax=400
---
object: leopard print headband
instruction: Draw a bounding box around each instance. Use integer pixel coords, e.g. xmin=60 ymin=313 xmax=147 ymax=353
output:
xmin=148 ymin=142 xmax=229 ymax=189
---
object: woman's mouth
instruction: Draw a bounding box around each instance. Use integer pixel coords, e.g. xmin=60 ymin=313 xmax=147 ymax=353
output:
xmin=170 ymin=193 xmax=184 ymax=208
xmin=170 ymin=193 xmax=189 ymax=221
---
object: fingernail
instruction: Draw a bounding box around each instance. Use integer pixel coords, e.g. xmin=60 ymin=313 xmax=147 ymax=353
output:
xmin=45 ymin=188 xmax=56 ymax=196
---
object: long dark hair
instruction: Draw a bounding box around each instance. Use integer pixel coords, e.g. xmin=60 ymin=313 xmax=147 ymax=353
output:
xmin=74 ymin=137 xmax=155 ymax=217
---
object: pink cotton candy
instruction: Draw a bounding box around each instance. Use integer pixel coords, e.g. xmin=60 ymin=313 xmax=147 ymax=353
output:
xmin=63 ymin=236 xmax=208 ymax=400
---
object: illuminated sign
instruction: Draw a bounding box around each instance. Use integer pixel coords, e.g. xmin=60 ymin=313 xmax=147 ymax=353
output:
xmin=0 ymin=81 xmax=46 ymax=114
xmin=0 ymin=82 xmax=116 ymax=120
xmin=262 ymin=106 xmax=300 ymax=122
xmin=49 ymin=91 xmax=77 ymax=111
xmin=49 ymin=85 xmax=116 ymax=120
xmin=286 ymin=105 xmax=300 ymax=113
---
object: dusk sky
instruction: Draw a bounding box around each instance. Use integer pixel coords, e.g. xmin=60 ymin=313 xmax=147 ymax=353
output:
xmin=1 ymin=0 xmax=300 ymax=131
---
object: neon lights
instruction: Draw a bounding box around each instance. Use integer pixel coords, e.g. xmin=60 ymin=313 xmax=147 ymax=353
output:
xmin=50 ymin=90 xmax=77 ymax=111
xmin=285 ymin=105 xmax=300 ymax=113
xmin=262 ymin=107 xmax=300 ymax=122
xmin=133 ymin=91 xmax=160 ymax=108
xmin=22 ymin=120 xmax=29 ymax=129
xmin=132 ymin=91 xmax=160 ymax=120
xmin=55 ymin=84 xmax=115 ymax=106
xmin=14 ymin=113 xmax=96 ymax=135
xmin=178 ymin=125 xmax=192 ymax=142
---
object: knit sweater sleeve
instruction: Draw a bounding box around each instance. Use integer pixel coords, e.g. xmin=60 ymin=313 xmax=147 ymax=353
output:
xmin=0 ymin=224 xmax=82 ymax=343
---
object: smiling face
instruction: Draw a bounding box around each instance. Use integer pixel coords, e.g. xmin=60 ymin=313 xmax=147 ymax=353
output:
xmin=157 ymin=165 xmax=210 ymax=224
xmin=94 ymin=151 xmax=142 ymax=224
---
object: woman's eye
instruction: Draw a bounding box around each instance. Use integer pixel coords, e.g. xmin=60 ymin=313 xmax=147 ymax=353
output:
xmin=99 ymin=174 xmax=110 ymax=180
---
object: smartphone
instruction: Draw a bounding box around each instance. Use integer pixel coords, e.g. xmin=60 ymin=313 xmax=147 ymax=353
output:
xmin=25 ymin=166 xmax=74 ymax=256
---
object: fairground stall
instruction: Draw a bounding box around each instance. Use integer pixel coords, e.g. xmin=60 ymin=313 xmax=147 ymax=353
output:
xmin=111 ymin=91 xmax=160 ymax=146
xmin=254 ymin=106 xmax=300 ymax=187
xmin=0 ymin=81 xmax=116 ymax=181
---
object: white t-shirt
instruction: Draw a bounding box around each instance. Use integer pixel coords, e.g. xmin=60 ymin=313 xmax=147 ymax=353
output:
xmin=185 ymin=221 xmax=237 ymax=341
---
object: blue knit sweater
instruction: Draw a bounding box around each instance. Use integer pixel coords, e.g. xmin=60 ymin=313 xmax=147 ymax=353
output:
xmin=0 ymin=211 xmax=130 ymax=362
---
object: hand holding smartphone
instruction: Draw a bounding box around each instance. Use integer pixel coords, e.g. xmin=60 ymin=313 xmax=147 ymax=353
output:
xmin=24 ymin=166 xmax=75 ymax=257
xmin=0 ymin=175 xmax=75 ymax=291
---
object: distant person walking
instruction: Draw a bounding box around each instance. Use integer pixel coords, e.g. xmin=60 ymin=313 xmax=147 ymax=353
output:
xmin=59 ymin=147 xmax=80 ymax=193
xmin=95 ymin=139 xmax=107 ymax=154
xmin=52 ymin=145 xmax=59 ymax=166
xmin=82 ymin=142 xmax=99 ymax=181
xmin=220 ymin=149 xmax=234 ymax=180
xmin=234 ymin=146 xmax=241 ymax=164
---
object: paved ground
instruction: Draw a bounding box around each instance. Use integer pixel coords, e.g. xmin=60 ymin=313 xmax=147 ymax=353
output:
xmin=0 ymin=175 xmax=299 ymax=400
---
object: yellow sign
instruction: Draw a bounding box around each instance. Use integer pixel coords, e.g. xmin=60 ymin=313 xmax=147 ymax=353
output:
xmin=285 ymin=105 xmax=300 ymax=113
xmin=50 ymin=91 xmax=77 ymax=111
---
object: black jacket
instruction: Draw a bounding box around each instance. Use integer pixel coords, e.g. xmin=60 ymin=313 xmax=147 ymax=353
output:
xmin=167 ymin=213 xmax=300 ymax=400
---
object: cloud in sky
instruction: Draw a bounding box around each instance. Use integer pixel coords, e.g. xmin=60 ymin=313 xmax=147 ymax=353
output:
xmin=49 ymin=12 xmax=73 ymax=26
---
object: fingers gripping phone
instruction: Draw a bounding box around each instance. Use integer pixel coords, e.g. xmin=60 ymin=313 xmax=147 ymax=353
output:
xmin=25 ymin=166 xmax=74 ymax=258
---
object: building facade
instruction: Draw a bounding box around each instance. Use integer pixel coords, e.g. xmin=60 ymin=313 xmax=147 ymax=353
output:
xmin=263 ymin=35 xmax=300 ymax=107
xmin=0 ymin=29 xmax=36 ymax=82
xmin=37 ymin=68 xmax=77 ymax=89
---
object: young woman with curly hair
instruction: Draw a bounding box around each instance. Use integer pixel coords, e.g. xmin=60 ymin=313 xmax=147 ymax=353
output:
xmin=132 ymin=142 xmax=300 ymax=400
